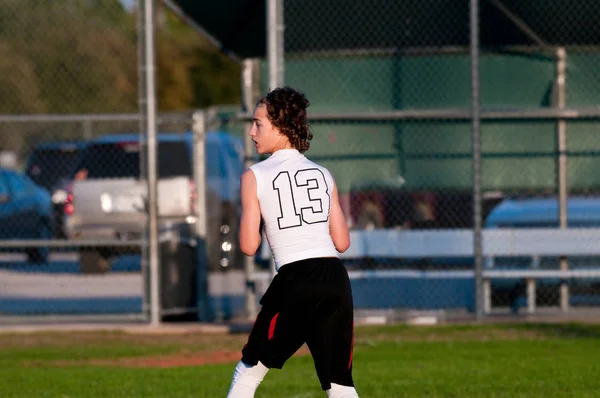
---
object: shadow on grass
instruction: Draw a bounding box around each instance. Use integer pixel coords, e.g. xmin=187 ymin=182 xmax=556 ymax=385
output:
xmin=502 ymin=323 xmax=600 ymax=339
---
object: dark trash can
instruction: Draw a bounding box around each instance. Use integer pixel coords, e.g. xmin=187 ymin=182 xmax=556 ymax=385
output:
xmin=158 ymin=222 xmax=213 ymax=323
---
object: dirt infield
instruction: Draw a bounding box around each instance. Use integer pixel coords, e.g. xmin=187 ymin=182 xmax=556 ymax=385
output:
xmin=27 ymin=347 xmax=312 ymax=369
xmin=5 ymin=327 xmax=314 ymax=369
xmin=40 ymin=350 xmax=243 ymax=368
xmin=10 ymin=321 xmax=600 ymax=370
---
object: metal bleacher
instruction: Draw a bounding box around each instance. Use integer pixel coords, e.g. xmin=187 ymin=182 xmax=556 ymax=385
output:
xmin=259 ymin=228 xmax=600 ymax=314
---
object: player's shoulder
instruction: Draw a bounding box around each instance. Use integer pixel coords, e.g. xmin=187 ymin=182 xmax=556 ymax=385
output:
xmin=242 ymin=167 xmax=255 ymax=177
xmin=247 ymin=157 xmax=278 ymax=185
xmin=241 ymin=168 xmax=256 ymax=185
xmin=303 ymin=156 xmax=331 ymax=175
xmin=248 ymin=157 xmax=270 ymax=173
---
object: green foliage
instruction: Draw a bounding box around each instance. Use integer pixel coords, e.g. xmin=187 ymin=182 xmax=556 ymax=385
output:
xmin=0 ymin=0 xmax=138 ymax=114
xmin=156 ymin=7 xmax=240 ymax=110
xmin=0 ymin=0 xmax=240 ymax=115
xmin=0 ymin=1 xmax=241 ymax=158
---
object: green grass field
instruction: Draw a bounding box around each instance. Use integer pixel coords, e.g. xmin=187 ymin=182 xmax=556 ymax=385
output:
xmin=2 ymin=322 xmax=600 ymax=397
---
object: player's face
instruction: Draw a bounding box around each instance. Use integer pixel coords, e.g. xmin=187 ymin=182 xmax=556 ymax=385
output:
xmin=250 ymin=104 xmax=283 ymax=155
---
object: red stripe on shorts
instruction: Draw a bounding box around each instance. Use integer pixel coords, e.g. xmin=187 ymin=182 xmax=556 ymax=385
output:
xmin=268 ymin=312 xmax=280 ymax=340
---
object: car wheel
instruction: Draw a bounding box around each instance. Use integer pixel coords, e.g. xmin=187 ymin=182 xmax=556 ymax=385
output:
xmin=80 ymin=250 xmax=111 ymax=274
xmin=26 ymin=218 xmax=51 ymax=264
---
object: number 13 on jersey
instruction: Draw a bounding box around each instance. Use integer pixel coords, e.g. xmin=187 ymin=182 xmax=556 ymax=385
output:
xmin=272 ymin=168 xmax=331 ymax=229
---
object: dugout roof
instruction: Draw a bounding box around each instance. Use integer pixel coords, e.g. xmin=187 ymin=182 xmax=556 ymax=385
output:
xmin=173 ymin=0 xmax=600 ymax=59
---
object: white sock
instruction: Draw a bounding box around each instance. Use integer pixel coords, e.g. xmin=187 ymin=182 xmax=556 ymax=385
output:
xmin=326 ymin=383 xmax=359 ymax=398
xmin=226 ymin=360 xmax=269 ymax=398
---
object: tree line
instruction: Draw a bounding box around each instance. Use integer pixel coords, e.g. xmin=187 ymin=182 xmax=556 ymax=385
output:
xmin=0 ymin=0 xmax=240 ymax=115
xmin=0 ymin=0 xmax=241 ymax=158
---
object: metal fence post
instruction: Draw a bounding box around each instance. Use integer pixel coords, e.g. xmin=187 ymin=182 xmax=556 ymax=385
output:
xmin=192 ymin=111 xmax=207 ymax=259
xmin=555 ymin=47 xmax=569 ymax=312
xmin=192 ymin=110 xmax=213 ymax=321
xmin=142 ymin=0 xmax=160 ymax=327
xmin=242 ymin=58 xmax=261 ymax=320
xmin=471 ymin=0 xmax=484 ymax=321
xmin=267 ymin=0 xmax=285 ymax=89
xmin=137 ymin=0 xmax=150 ymax=318
xmin=82 ymin=118 xmax=92 ymax=141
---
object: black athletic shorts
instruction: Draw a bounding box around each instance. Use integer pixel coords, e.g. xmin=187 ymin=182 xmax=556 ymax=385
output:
xmin=241 ymin=256 xmax=355 ymax=391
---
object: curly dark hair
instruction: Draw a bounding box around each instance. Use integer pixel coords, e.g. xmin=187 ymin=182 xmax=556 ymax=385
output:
xmin=258 ymin=86 xmax=313 ymax=153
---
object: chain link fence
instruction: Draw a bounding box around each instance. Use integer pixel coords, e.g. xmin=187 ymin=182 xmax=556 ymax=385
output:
xmin=478 ymin=0 xmax=600 ymax=313
xmin=233 ymin=0 xmax=600 ymax=319
xmin=259 ymin=0 xmax=482 ymax=315
xmin=2 ymin=0 xmax=600 ymax=324
xmin=0 ymin=1 xmax=143 ymax=321
xmin=0 ymin=1 xmax=246 ymax=323
xmin=0 ymin=109 xmax=247 ymax=322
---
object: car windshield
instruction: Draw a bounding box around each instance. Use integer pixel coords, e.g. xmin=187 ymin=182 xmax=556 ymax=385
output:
xmin=75 ymin=141 xmax=192 ymax=179
xmin=26 ymin=147 xmax=82 ymax=191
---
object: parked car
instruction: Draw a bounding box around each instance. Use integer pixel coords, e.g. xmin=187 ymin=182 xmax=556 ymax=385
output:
xmin=24 ymin=141 xmax=87 ymax=238
xmin=0 ymin=168 xmax=53 ymax=263
xmin=64 ymin=131 xmax=244 ymax=273
xmin=485 ymin=196 xmax=600 ymax=228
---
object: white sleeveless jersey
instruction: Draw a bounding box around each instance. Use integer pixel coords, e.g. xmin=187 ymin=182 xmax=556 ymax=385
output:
xmin=249 ymin=149 xmax=338 ymax=269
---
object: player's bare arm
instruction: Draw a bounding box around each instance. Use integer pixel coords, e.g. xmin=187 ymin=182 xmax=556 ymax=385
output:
xmin=239 ymin=169 xmax=262 ymax=256
xmin=329 ymin=181 xmax=350 ymax=253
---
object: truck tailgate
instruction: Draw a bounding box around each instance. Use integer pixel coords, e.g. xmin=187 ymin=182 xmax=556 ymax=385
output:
xmin=72 ymin=177 xmax=192 ymax=223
